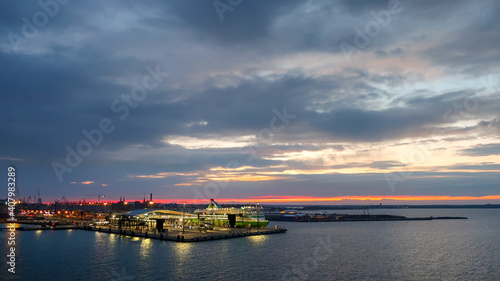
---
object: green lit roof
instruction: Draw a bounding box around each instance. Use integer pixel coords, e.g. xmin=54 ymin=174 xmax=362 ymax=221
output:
xmin=208 ymin=199 xmax=222 ymax=209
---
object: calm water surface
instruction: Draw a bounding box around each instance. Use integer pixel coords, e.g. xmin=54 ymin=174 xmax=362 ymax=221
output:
xmin=1 ymin=209 xmax=499 ymax=281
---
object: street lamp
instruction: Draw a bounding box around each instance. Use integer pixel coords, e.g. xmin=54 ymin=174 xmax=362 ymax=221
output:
xmin=182 ymin=202 xmax=186 ymax=234
xmin=257 ymin=207 xmax=259 ymax=229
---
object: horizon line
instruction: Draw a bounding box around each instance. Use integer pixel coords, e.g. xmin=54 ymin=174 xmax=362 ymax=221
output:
xmin=32 ymin=194 xmax=500 ymax=204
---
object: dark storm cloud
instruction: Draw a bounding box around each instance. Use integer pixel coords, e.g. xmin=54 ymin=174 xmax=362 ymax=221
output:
xmin=307 ymin=90 xmax=481 ymax=142
xmin=306 ymin=160 xmax=407 ymax=170
xmin=337 ymin=0 xmax=392 ymax=15
xmin=451 ymin=163 xmax=500 ymax=170
xmin=367 ymin=161 xmax=407 ymax=169
xmin=311 ymin=107 xmax=429 ymax=141
xmin=421 ymin=1 xmax=500 ymax=74
xmin=0 ymin=48 xmax=159 ymax=160
xmin=0 ymin=1 xmax=39 ymax=32
xmin=146 ymin=0 xmax=400 ymax=54
xmin=0 ymin=58 xmax=490 ymax=168
xmin=129 ymin=74 xmax=486 ymax=143
xmin=158 ymin=0 xmax=465 ymax=55
xmin=461 ymin=144 xmax=500 ymax=156
xmin=161 ymin=0 xmax=301 ymax=44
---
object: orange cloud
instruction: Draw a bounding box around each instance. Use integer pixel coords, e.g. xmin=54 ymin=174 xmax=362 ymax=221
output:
xmin=206 ymin=174 xmax=286 ymax=182
xmin=81 ymin=181 xmax=94 ymax=185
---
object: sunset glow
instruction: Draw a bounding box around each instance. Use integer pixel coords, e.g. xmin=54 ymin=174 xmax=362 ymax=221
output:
xmin=139 ymin=195 xmax=500 ymax=205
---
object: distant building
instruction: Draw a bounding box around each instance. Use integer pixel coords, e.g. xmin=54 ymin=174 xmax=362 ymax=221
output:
xmin=0 ymin=199 xmax=8 ymax=218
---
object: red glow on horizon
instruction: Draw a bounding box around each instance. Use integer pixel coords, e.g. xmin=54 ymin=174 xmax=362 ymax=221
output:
xmin=110 ymin=195 xmax=500 ymax=204
xmin=39 ymin=195 xmax=500 ymax=205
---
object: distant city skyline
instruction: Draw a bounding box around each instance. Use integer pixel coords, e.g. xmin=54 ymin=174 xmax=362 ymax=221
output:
xmin=43 ymin=195 xmax=500 ymax=206
xmin=1 ymin=0 xmax=500 ymax=204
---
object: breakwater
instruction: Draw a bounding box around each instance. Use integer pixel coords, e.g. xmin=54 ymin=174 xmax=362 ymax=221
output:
xmin=2 ymin=223 xmax=287 ymax=242
xmin=265 ymin=213 xmax=468 ymax=222
xmin=81 ymin=225 xmax=287 ymax=242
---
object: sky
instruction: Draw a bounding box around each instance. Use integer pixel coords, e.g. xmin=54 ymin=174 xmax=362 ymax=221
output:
xmin=1 ymin=0 xmax=500 ymax=205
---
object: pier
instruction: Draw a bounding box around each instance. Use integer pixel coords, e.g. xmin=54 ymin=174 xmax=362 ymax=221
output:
xmin=82 ymin=225 xmax=287 ymax=242
xmin=265 ymin=212 xmax=468 ymax=222
xmin=2 ymin=223 xmax=287 ymax=242
xmin=0 ymin=225 xmax=80 ymax=231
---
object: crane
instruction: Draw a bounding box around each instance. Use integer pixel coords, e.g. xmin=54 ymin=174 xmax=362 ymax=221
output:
xmin=55 ymin=196 xmax=70 ymax=204
xmin=82 ymin=194 xmax=105 ymax=203
xmin=36 ymin=187 xmax=42 ymax=205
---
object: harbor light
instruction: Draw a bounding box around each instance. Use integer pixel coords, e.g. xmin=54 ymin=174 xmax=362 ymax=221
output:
xmin=182 ymin=202 xmax=186 ymax=234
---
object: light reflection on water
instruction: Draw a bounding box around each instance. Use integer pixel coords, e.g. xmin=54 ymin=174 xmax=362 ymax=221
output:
xmin=247 ymin=234 xmax=268 ymax=244
xmin=140 ymin=238 xmax=152 ymax=258
xmin=172 ymin=242 xmax=194 ymax=277
xmin=173 ymin=242 xmax=194 ymax=262
xmin=107 ymin=232 xmax=116 ymax=243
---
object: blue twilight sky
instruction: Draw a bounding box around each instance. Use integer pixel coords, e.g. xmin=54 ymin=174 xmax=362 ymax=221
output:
xmin=1 ymin=0 xmax=499 ymax=203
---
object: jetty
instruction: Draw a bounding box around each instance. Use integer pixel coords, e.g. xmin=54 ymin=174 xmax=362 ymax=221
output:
xmin=265 ymin=212 xmax=468 ymax=222
xmin=2 ymin=222 xmax=287 ymax=242
xmin=81 ymin=225 xmax=286 ymax=242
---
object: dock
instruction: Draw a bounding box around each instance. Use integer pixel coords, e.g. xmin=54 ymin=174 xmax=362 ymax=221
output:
xmin=265 ymin=213 xmax=468 ymax=222
xmin=0 ymin=225 xmax=80 ymax=231
xmin=2 ymin=224 xmax=287 ymax=242
xmin=82 ymin=225 xmax=287 ymax=242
